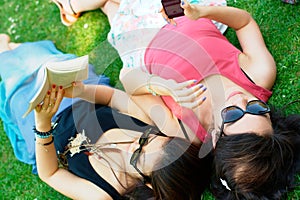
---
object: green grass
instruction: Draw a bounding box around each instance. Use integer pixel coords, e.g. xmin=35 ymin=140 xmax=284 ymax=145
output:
xmin=0 ymin=0 xmax=299 ymax=199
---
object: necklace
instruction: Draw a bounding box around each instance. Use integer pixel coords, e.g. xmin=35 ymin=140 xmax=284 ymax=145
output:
xmin=57 ymin=129 xmax=134 ymax=168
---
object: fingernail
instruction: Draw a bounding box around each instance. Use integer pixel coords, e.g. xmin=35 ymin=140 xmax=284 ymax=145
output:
xmin=59 ymin=85 xmax=63 ymax=89
xmin=52 ymin=84 xmax=56 ymax=88
xmin=202 ymin=96 xmax=207 ymax=101
xmin=181 ymin=0 xmax=185 ymax=5
xmin=202 ymin=87 xmax=207 ymax=91
xmin=199 ymin=84 xmax=204 ymax=88
xmin=47 ymin=91 xmax=51 ymax=95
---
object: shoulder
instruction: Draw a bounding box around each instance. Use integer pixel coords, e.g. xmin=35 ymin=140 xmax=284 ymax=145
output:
xmin=238 ymin=52 xmax=276 ymax=90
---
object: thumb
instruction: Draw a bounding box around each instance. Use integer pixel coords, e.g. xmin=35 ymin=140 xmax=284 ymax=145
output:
xmin=181 ymin=0 xmax=191 ymax=10
xmin=72 ymin=81 xmax=83 ymax=87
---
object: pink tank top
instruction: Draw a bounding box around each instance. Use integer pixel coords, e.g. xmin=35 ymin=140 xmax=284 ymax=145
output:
xmin=144 ymin=17 xmax=272 ymax=141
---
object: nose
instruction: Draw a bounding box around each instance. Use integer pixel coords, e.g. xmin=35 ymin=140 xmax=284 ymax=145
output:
xmin=231 ymin=95 xmax=249 ymax=109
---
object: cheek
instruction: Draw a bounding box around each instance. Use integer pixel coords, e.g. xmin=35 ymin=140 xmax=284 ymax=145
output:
xmin=143 ymin=151 xmax=164 ymax=174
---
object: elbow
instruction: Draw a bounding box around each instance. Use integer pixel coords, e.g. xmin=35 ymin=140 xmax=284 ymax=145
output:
xmin=119 ymin=71 xmax=127 ymax=91
xmin=37 ymin=168 xmax=58 ymax=184
xmin=38 ymin=172 xmax=51 ymax=184
xmin=119 ymin=68 xmax=134 ymax=95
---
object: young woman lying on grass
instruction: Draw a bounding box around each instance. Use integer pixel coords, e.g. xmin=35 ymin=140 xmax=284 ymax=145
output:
xmin=0 ymin=34 xmax=211 ymax=199
xmin=51 ymin=0 xmax=300 ymax=199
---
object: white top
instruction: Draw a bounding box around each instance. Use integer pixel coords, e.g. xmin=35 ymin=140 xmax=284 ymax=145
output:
xmin=107 ymin=0 xmax=227 ymax=70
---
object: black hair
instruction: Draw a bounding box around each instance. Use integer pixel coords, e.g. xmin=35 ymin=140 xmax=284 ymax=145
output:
xmin=122 ymin=137 xmax=213 ymax=200
xmin=211 ymin=107 xmax=300 ymax=199
xmin=151 ymin=137 xmax=213 ymax=200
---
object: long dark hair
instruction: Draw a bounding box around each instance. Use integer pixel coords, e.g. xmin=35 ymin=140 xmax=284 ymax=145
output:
xmin=211 ymin=107 xmax=300 ymax=199
xmin=151 ymin=137 xmax=213 ymax=200
xmin=122 ymin=137 xmax=212 ymax=200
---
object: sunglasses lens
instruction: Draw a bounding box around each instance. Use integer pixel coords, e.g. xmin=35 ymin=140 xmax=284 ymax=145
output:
xmin=247 ymin=100 xmax=269 ymax=114
xmin=222 ymin=106 xmax=244 ymax=123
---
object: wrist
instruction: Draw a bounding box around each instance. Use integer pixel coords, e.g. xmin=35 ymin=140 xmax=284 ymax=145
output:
xmin=146 ymin=75 xmax=160 ymax=96
xmin=33 ymin=125 xmax=53 ymax=139
xmin=196 ymin=6 xmax=210 ymax=19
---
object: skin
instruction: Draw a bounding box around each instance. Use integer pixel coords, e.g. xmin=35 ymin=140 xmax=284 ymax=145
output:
xmin=50 ymin=0 xmax=208 ymax=144
xmin=50 ymin=0 xmax=276 ymax=143
xmin=34 ymin=84 xmax=171 ymax=199
xmin=120 ymin=1 xmax=277 ymax=145
xmin=222 ymin=93 xmax=272 ymax=136
xmin=0 ymin=33 xmax=205 ymax=199
xmin=0 ymin=34 xmax=20 ymax=52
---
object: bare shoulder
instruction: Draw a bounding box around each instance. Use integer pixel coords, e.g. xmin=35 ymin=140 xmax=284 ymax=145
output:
xmin=238 ymin=52 xmax=276 ymax=90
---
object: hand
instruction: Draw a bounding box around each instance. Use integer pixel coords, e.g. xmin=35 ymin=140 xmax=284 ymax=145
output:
xmin=181 ymin=0 xmax=202 ymax=20
xmin=34 ymin=85 xmax=64 ymax=131
xmin=160 ymin=7 xmax=177 ymax=26
xmin=63 ymin=81 xmax=84 ymax=98
xmin=150 ymin=78 xmax=207 ymax=110
xmin=160 ymin=1 xmax=203 ymax=25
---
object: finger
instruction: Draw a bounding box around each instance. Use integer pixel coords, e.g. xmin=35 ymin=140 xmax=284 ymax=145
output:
xmin=180 ymin=0 xmax=190 ymax=9
xmin=52 ymin=86 xmax=64 ymax=112
xmin=160 ymin=7 xmax=168 ymax=19
xmin=160 ymin=6 xmax=173 ymax=24
xmin=72 ymin=81 xmax=83 ymax=87
xmin=42 ymin=90 xmax=51 ymax=110
xmin=192 ymin=84 xmax=207 ymax=97
xmin=35 ymin=104 xmax=42 ymax=112
xmin=179 ymin=96 xmax=206 ymax=110
xmin=169 ymin=19 xmax=177 ymax=26
xmin=176 ymin=83 xmax=205 ymax=97
xmin=176 ymin=79 xmax=198 ymax=89
xmin=49 ymin=84 xmax=57 ymax=108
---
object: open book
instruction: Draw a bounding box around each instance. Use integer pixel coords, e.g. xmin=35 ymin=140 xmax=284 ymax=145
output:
xmin=22 ymin=55 xmax=89 ymax=118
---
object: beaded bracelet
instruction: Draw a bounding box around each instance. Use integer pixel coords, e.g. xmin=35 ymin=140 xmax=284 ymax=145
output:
xmin=146 ymin=75 xmax=160 ymax=96
xmin=33 ymin=126 xmax=53 ymax=139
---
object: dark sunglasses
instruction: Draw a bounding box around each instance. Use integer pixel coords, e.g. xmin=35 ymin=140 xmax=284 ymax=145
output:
xmin=220 ymin=100 xmax=270 ymax=136
xmin=130 ymin=128 xmax=167 ymax=183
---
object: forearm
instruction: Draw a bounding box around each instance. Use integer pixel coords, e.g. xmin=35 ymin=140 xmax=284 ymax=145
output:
xmin=192 ymin=6 xmax=252 ymax=31
xmin=35 ymin=135 xmax=59 ymax=181
xmin=109 ymin=90 xmax=154 ymax=125
xmin=34 ymin=111 xmax=58 ymax=181
xmin=76 ymin=83 xmax=153 ymax=123
xmin=77 ymin=84 xmax=114 ymax=105
xmin=120 ymin=68 xmax=151 ymax=95
xmin=120 ymin=67 xmax=172 ymax=96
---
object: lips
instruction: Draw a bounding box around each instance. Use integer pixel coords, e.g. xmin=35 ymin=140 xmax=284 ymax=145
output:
xmin=226 ymin=91 xmax=243 ymax=101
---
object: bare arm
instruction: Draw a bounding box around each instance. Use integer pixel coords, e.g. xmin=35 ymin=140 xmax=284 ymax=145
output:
xmin=120 ymin=67 xmax=206 ymax=110
xmin=181 ymin=1 xmax=276 ymax=89
xmin=64 ymin=82 xmax=153 ymax=124
xmin=34 ymin=86 xmax=112 ymax=199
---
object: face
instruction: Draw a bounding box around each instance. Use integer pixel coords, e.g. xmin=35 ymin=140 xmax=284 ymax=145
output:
xmin=221 ymin=92 xmax=272 ymax=136
xmin=129 ymin=133 xmax=169 ymax=179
